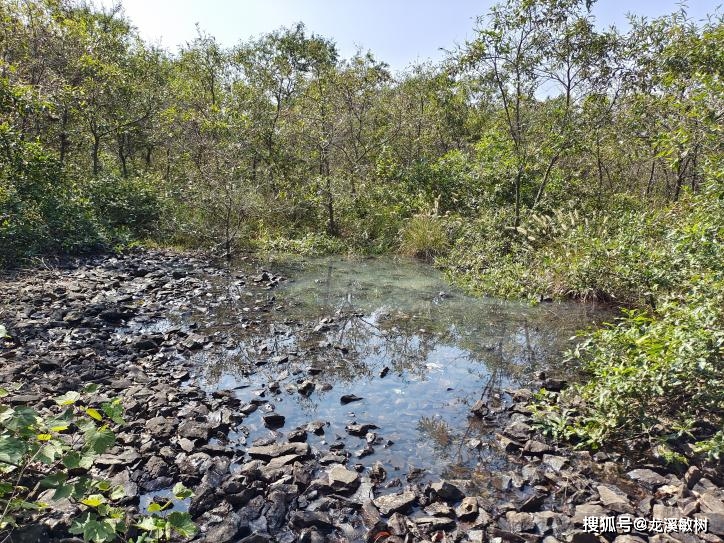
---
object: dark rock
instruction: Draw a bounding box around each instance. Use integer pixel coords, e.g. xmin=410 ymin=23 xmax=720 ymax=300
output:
xmin=430 ymin=480 xmax=465 ymax=503
xmin=340 ymin=394 xmax=363 ymax=404
xmin=627 ymin=468 xmax=669 ymax=489
xmin=373 ymin=491 xmax=417 ymax=516
xmin=346 ymin=422 xmax=379 ymax=436
xmin=178 ymin=420 xmax=210 ymax=441
xmin=370 ymin=461 xmax=387 ymax=484
xmin=201 ymin=512 xmax=243 ymax=542
xmin=523 ymin=439 xmax=553 ymax=456
xmin=298 ymin=380 xmax=315 ymax=396
xmin=262 ymin=414 xmax=286 ymax=429
xmin=289 ymin=511 xmax=334 ymax=531
xmin=596 ymin=484 xmax=634 ymax=514
xmin=247 ymin=442 xmax=309 ymax=461
xmin=424 ymin=502 xmax=454 ymax=517
xmin=414 ymin=516 xmax=456 ymax=531
xmin=327 ymin=465 xmax=360 ymax=492
xmin=504 ymin=421 xmax=533 ymax=440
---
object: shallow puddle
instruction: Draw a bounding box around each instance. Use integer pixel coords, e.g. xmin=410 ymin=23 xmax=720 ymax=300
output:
xmin=182 ymin=256 xmax=612 ymax=481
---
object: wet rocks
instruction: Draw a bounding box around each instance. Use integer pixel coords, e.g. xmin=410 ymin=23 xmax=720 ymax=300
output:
xmin=430 ymin=481 xmax=465 ymax=503
xmin=345 ymin=422 xmax=379 ymax=436
xmin=3 ymin=250 xmax=721 ymax=543
xmin=262 ymin=413 xmax=286 ymax=429
xmin=327 ymin=465 xmax=360 ymax=492
xmin=373 ymin=491 xmax=418 ymax=516
xmin=247 ymin=442 xmax=309 ymax=461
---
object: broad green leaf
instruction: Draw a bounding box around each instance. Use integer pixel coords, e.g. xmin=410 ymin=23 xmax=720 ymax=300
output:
xmin=3 ymin=407 xmax=38 ymax=432
xmin=52 ymin=483 xmax=74 ymax=501
xmin=81 ymin=494 xmax=107 ymax=507
xmin=0 ymin=325 xmax=9 ymax=339
xmin=83 ymin=384 xmax=100 ymax=394
xmin=37 ymin=441 xmax=63 ymax=465
xmin=101 ymin=400 xmax=125 ymax=425
xmin=85 ymin=408 xmax=103 ymax=421
xmin=62 ymin=450 xmax=81 ymax=469
xmin=55 ymin=391 xmax=81 ymax=406
xmin=172 ymin=482 xmax=194 ymax=499
xmin=109 ymin=485 xmax=126 ymax=501
xmin=85 ymin=425 xmax=115 ymax=454
xmin=0 ymin=435 xmax=26 ymax=465
xmin=168 ymin=511 xmax=197 ymax=537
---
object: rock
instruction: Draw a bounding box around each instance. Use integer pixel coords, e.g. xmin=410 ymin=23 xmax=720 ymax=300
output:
xmin=495 ymin=433 xmax=523 ymax=453
xmin=340 ymin=394 xmax=363 ymax=404
xmin=596 ymin=485 xmax=634 ymax=513
xmin=424 ymin=502 xmax=454 ymax=517
xmin=306 ymin=421 xmax=326 ymax=435
xmin=178 ymin=420 xmax=210 ymax=441
xmin=471 ymin=399 xmax=489 ymax=417
xmin=698 ymin=492 xmax=724 ymax=515
xmin=7 ymin=524 xmax=50 ymax=543
xmin=289 ymin=511 xmax=334 ymax=531
xmin=373 ymin=491 xmax=417 ymax=516
xmin=504 ymin=421 xmax=533 ymax=440
xmin=346 ymin=422 xmax=379 ymax=436
xmin=145 ymin=416 xmax=176 ymax=438
xmin=201 ymin=512 xmax=243 ymax=542
xmin=542 ymin=454 xmax=568 ymax=472
xmin=328 ymin=465 xmax=360 ymax=492
xmin=570 ymin=531 xmax=601 ymax=543
xmin=627 ymin=468 xmax=669 ymax=489
xmin=370 ymin=461 xmax=386 ymax=483
xmin=613 ymin=536 xmax=647 ymax=543
xmin=182 ymin=333 xmax=207 ymax=350
xmin=430 ymin=481 xmax=465 ymax=503
xmin=573 ymin=504 xmax=607 ymax=524
xmin=523 ymin=439 xmax=552 ymax=456
xmin=262 ymin=414 xmax=286 ymax=429
xmin=298 ymin=380 xmax=315 ymax=396
xmin=492 ymin=475 xmax=512 ymax=491
xmin=683 ymin=466 xmax=702 ymax=490
xmin=266 ymin=454 xmax=302 ymax=470
xmin=247 ymin=442 xmax=309 ymax=461
xmin=414 ymin=516 xmax=456 ymax=531
xmin=135 ymin=338 xmax=159 ymax=352
xmin=504 ymin=511 xmax=536 ymax=532
xmin=456 ymin=497 xmax=479 ymax=520
xmin=144 ymin=456 xmax=170 ymax=479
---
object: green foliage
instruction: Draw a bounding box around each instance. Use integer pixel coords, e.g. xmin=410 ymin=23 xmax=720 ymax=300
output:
xmin=532 ymin=189 xmax=724 ymax=459
xmin=0 ymin=385 xmax=195 ymax=542
xmin=258 ymin=232 xmax=347 ymax=256
xmin=89 ymin=173 xmax=168 ymax=240
xmin=399 ymin=213 xmax=451 ymax=261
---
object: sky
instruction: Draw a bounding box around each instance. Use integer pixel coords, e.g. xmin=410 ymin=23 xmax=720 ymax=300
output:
xmin=109 ymin=0 xmax=721 ymax=71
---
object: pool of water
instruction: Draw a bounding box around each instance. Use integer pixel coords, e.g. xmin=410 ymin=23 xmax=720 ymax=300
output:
xmin=189 ymin=256 xmax=613 ymax=481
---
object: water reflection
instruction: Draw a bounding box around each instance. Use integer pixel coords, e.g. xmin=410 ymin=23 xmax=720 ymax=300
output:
xmin=190 ymin=256 xmax=612 ymax=479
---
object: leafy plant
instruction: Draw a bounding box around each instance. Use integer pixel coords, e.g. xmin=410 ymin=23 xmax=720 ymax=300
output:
xmin=0 ymin=385 xmax=196 ymax=542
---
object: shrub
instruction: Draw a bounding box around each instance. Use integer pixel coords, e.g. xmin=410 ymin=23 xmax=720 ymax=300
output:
xmin=89 ymin=173 xmax=167 ymax=240
xmin=399 ymin=213 xmax=450 ymax=261
xmin=531 ymin=188 xmax=724 ymax=462
xmin=0 ymin=383 xmax=196 ymax=542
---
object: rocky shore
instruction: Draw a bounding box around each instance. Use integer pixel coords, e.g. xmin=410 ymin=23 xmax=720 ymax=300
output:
xmin=0 ymin=250 xmax=721 ymax=543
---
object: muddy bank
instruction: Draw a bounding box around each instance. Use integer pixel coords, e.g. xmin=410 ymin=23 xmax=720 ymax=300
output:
xmin=0 ymin=250 xmax=721 ymax=543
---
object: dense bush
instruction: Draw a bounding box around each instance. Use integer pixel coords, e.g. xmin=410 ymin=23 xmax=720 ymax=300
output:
xmin=89 ymin=173 xmax=168 ymax=242
xmin=531 ymin=188 xmax=724 ymax=462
